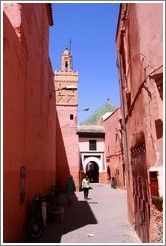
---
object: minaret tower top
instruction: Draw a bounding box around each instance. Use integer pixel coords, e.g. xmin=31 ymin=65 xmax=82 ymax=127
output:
xmin=54 ymin=46 xmax=78 ymax=106
xmin=61 ymin=47 xmax=73 ymax=72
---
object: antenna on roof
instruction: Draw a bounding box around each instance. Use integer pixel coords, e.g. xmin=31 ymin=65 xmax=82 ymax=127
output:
xmin=69 ymin=38 xmax=73 ymax=70
xmin=69 ymin=39 xmax=72 ymax=53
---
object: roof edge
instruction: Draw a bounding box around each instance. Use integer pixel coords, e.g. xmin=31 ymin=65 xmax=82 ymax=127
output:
xmin=47 ymin=3 xmax=54 ymax=26
xmin=115 ymin=3 xmax=122 ymax=42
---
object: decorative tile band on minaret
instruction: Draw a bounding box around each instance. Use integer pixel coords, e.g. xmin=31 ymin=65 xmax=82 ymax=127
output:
xmin=54 ymin=47 xmax=78 ymax=106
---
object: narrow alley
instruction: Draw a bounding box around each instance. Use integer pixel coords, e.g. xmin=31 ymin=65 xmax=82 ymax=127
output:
xmin=26 ymin=184 xmax=141 ymax=244
xmin=3 ymin=3 xmax=163 ymax=244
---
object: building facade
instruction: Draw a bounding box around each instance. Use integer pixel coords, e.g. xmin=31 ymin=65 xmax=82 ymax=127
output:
xmin=102 ymin=107 xmax=125 ymax=188
xmin=116 ymin=3 xmax=163 ymax=243
xmin=77 ymin=100 xmax=124 ymax=187
xmin=54 ymin=48 xmax=79 ymax=190
xmin=77 ymin=125 xmax=106 ymax=187
xmin=3 ymin=3 xmax=56 ymax=243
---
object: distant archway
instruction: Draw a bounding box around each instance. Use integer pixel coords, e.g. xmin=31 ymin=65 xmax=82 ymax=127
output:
xmin=86 ymin=162 xmax=99 ymax=183
xmin=83 ymin=156 xmax=102 ymax=173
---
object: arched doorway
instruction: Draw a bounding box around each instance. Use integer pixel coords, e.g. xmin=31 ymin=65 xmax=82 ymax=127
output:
xmin=86 ymin=161 xmax=99 ymax=183
xmin=107 ymin=165 xmax=111 ymax=181
xmin=82 ymin=156 xmax=102 ymax=183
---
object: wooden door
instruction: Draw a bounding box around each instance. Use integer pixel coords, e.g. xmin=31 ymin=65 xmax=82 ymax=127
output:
xmin=131 ymin=143 xmax=150 ymax=242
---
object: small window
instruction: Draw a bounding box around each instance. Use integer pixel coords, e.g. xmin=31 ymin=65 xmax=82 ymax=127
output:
xmin=70 ymin=114 xmax=73 ymax=120
xmin=89 ymin=140 xmax=96 ymax=151
xmin=150 ymin=171 xmax=159 ymax=197
xmin=65 ymin=61 xmax=68 ymax=72
xmin=65 ymin=61 xmax=68 ymax=68
xmin=155 ymin=119 xmax=163 ymax=139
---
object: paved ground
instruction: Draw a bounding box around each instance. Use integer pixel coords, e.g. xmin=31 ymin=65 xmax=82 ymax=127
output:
xmin=26 ymin=184 xmax=141 ymax=244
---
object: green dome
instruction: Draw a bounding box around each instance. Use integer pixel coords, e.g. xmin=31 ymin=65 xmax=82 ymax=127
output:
xmin=80 ymin=102 xmax=117 ymax=126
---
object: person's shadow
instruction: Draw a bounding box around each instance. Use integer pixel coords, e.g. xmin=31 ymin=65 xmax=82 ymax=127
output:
xmin=26 ymin=192 xmax=97 ymax=243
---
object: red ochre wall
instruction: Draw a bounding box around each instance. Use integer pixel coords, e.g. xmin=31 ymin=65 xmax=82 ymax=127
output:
xmin=56 ymin=106 xmax=79 ymax=191
xmin=3 ymin=3 xmax=56 ymax=242
xmin=116 ymin=3 xmax=163 ymax=242
xmin=103 ymin=108 xmax=125 ymax=188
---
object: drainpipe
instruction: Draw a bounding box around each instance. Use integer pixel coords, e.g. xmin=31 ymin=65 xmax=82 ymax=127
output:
xmin=116 ymin=49 xmax=129 ymax=173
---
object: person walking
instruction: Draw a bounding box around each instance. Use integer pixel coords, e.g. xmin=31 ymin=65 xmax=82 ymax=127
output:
xmin=65 ymin=175 xmax=76 ymax=203
xmin=82 ymin=175 xmax=90 ymax=199
xmin=111 ymin=177 xmax=117 ymax=189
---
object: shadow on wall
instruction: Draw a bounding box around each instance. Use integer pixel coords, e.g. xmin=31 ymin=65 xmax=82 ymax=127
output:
xmin=25 ymin=192 xmax=97 ymax=243
xmin=55 ymin=110 xmax=71 ymax=190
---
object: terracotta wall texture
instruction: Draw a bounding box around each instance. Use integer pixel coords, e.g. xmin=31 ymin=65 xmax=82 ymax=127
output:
xmin=116 ymin=3 xmax=163 ymax=243
xmin=3 ymin=3 xmax=56 ymax=243
xmin=102 ymin=108 xmax=125 ymax=188
xmin=56 ymin=106 xmax=79 ymax=190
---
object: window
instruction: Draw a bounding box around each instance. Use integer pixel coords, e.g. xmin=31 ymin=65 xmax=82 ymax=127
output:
xmin=70 ymin=114 xmax=73 ymax=120
xmin=89 ymin=140 xmax=97 ymax=151
xmin=150 ymin=171 xmax=159 ymax=197
xmin=155 ymin=119 xmax=163 ymax=139
xmin=155 ymin=76 xmax=163 ymax=100
xmin=65 ymin=61 xmax=68 ymax=72
xmin=65 ymin=61 xmax=68 ymax=67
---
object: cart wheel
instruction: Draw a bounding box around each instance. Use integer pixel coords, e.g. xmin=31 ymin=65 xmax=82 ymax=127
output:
xmin=28 ymin=216 xmax=43 ymax=238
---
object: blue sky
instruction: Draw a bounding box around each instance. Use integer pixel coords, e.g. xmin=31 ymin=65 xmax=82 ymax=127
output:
xmin=49 ymin=3 xmax=120 ymax=124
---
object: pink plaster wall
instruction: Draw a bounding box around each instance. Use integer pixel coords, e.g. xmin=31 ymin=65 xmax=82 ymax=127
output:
xmin=56 ymin=105 xmax=79 ymax=190
xmin=99 ymin=172 xmax=108 ymax=184
xmin=79 ymin=138 xmax=105 ymax=151
xmin=3 ymin=3 xmax=56 ymax=242
xmin=137 ymin=4 xmax=163 ymax=69
xmin=135 ymin=3 xmax=163 ymax=168
xmin=103 ymin=108 xmax=125 ymax=188
xmin=117 ymin=3 xmax=163 ymax=168
xmin=116 ymin=3 xmax=163 ymax=243
xmin=119 ymin=2 xmax=163 ymax=184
